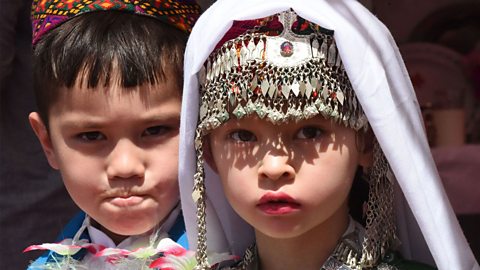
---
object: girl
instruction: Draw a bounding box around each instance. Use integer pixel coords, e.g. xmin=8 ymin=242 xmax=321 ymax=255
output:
xmin=179 ymin=0 xmax=479 ymax=269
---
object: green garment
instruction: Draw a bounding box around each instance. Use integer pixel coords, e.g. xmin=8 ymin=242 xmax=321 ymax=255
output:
xmin=380 ymin=252 xmax=436 ymax=270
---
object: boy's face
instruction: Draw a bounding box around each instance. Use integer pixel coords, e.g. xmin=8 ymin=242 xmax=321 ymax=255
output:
xmin=208 ymin=115 xmax=369 ymax=239
xmin=30 ymin=75 xmax=181 ymax=240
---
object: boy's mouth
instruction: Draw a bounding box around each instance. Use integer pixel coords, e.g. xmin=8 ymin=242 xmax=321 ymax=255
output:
xmin=109 ymin=195 xmax=144 ymax=207
xmin=257 ymin=192 xmax=301 ymax=215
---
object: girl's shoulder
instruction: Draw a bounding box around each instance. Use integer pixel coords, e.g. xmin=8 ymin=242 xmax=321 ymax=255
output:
xmin=378 ymin=251 xmax=437 ymax=270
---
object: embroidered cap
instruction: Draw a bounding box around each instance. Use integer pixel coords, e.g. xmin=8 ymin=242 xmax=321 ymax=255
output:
xmin=31 ymin=0 xmax=201 ymax=45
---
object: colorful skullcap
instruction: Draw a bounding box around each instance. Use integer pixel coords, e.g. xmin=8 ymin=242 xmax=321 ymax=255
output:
xmin=31 ymin=0 xmax=201 ymax=45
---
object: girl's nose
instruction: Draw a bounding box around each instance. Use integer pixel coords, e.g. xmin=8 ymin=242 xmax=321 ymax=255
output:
xmin=258 ymin=152 xmax=295 ymax=182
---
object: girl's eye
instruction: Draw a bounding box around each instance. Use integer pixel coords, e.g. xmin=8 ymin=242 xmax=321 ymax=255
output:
xmin=143 ymin=126 xmax=170 ymax=136
xmin=296 ymin=126 xmax=323 ymax=139
xmin=230 ymin=130 xmax=257 ymax=142
xmin=78 ymin=131 xmax=105 ymax=141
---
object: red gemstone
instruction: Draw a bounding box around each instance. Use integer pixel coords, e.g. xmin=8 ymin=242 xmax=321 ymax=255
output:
xmin=330 ymin=91 xmax=337 ymax=99
xmin=280 ymin=41 xmax=294 ymax=57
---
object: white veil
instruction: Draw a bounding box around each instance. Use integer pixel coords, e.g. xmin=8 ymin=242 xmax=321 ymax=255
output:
xmin=179 ymin=0 xmax=479 ymax=269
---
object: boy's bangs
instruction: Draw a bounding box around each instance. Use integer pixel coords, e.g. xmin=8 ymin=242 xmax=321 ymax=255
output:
xmin=34 ymin=11 xmax=187 ymax=123
xmin=52 ymin=11 xmax=185 ymax=88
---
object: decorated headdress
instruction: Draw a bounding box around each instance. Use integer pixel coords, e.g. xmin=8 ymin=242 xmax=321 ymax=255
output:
xmin=179 ymin=0 xmax=479 ymax=270
xmin=197 ymin=11 xmax=368 ymax=133
xmin=195 ymin=10 xmax=391 ymax=269
xmin=31 ymin=0 xmax=201 ymax=45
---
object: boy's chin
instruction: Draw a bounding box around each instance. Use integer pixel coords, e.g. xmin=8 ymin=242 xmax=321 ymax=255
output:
xmin=94 ymin=217 xmax=158 ymax=241
xmin=96 ymin=204 xmax=163 ymax=234
xmin=109 ymin=224 xmax=153 ymax=237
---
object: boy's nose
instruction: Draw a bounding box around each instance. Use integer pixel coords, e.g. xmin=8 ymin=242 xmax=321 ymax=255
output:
xmin=106 ymin=139 xmax=145 ymax=179
xmin=258 ymin=153 xmax=295 ymax=182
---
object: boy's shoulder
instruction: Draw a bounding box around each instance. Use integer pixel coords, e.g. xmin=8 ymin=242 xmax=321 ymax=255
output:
xmin=27 ymin=211 xmax=90 ymax=269
xmin=26 ymin=211 xmax=189 ymax=269
xmin=378 ymin=251 xmax=437 ymax=270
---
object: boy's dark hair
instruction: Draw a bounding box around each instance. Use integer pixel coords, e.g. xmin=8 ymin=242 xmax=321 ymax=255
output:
xmin=33 ymin=11 xmax=188 ymax=127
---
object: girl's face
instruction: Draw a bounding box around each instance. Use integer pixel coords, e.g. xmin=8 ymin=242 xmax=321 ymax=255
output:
xmin=208 ymin=115 xmax=369 ymax=239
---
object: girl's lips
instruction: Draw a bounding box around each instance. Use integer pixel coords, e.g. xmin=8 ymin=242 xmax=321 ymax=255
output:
xmin=109 ymin=195 xmax=144 ymax=207
xmin=257 ymin=192 xmax=301 ymax=215
xmin=257 ymin=203 xmax=301 ymax=215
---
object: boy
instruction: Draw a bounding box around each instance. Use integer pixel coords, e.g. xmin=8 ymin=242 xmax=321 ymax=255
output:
xmin=25 ymin=0 xmax=200 ymax=268
xmin=178 ymin=0 xmax=480 ymax=269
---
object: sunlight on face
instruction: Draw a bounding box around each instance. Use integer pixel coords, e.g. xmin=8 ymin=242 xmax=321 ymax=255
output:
xmin=208 ymin=116 xmax=365 ymax=239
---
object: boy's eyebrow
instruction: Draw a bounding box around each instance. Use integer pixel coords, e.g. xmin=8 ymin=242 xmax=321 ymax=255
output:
xmin=59 ymin=111 xmax=180 ymax=129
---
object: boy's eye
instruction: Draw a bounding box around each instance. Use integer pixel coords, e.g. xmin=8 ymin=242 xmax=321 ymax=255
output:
xmin=230 ymin=130 xmax=256 ymax=142
xmin=143 ymin=126 xmax=170 ymax=136
xmin=296 ymin=126 xmax=323 ymax=139
xmin=78 ymin=131 xmax=105 ymax=141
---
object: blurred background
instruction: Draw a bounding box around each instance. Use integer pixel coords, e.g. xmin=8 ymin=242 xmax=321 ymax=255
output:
xmin=1 ymin=0 xmax=478 ymax=268
xmin=1 ymin=0 xmax=79 ymax=269
xmin=371 ymin=0 xmax=480 ymax=263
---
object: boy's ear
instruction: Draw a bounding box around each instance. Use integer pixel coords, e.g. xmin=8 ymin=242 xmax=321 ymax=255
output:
xmin=358 ymin=129 xmax=374 ymax=168
xmin=202 ymin=137 xmax=218 ymax=173
xmin=29 ymin=112 xmax=59 ymax=170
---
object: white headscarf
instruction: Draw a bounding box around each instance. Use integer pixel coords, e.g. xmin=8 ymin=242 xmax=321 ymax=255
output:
xmin=179 ymin=0 xmax=480 ymax=269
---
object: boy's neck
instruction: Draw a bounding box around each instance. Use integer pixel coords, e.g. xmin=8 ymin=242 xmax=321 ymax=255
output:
xmin=90 ymin=219 xmax=129 ymax=245
xmin=254 ymin=208 xmax=350 ymax=270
